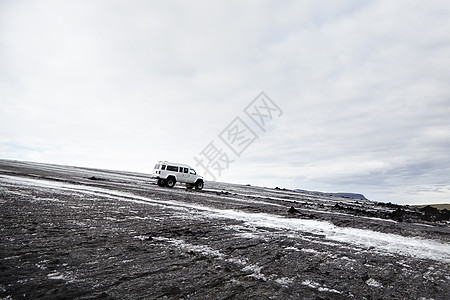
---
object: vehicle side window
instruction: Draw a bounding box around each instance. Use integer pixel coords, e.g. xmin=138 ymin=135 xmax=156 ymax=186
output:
xmin=190 ymin=169 xmax=196 ymax=175
xmin=166 ymin=165 xmax=178 ymax=172
xmin=161 ymin=165 xmax=166 ymax=170
xmin=184 ymin=168 xmax=188 ymax=173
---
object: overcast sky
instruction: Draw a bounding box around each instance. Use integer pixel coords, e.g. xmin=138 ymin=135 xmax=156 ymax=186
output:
xmin=1 ymin=0 xmax=449 ymax=205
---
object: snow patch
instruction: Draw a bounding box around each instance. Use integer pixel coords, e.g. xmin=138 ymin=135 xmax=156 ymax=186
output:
xmin=242 ymin=264 xmax=267 ymax=281
xmin=47 ymin=272 xmax=65 ymax=280
xmin=153 ymin=237 xmax=223 ymax=258
xmin=35 ymin=263 xmax=47 ymax=270
xmin=275 ymin=277 xmax=294 ymax=285
xmin=128 ymin=216 xmax=151 ymax=220
xmin=301 ymin=248 xmax=320 ymax=254
xmin=365 ymin=278 xmax=383 ymax=288
xmin=285 ymin=246 xmax=301 ymax=252
xmin=302 ymin=280 xmax=342 ymax=294
xmin=2 ymin=255 xmax=20 ymax=261
xmin=200 ymin=209 xmax=450 ymax=263
xmin=134 ymin=235 xmax=151 ymax=241
xmin=152 ymin=237 xmax=294 ymax=285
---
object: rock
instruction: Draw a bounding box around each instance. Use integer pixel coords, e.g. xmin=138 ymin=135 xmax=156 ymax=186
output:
xmin=288 ymin=206 xmax=300 ymax=214
xmin=390 ymin=208 xmax=407 ymax=222
xmin=420 ymin=205 xmax=439 ymax=215
xmin=88 ymin=176 xmax=107 ymax=181
xmin=420 ymin=205 xmax=450 ymax=222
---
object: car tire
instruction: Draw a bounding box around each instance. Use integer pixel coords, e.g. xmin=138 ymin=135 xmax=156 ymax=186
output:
xmin=195 ymin=180 xmax=204 ymax=190
xmin=186 ymin=183 xmax=194 ymax=189
xmin=167 ymin=177 xmax=176 ymax=188
xmin=157 ymin=178 xmax=166 ymax=187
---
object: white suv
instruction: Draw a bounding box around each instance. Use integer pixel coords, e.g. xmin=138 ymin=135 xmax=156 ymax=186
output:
xmin=152 ymin=161 xmax=204 ymax=190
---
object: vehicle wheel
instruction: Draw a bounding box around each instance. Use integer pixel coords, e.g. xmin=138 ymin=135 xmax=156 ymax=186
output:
xmin=157 ymin=178 xmax=166 ymax=187
xmin=166 ymin=177 xmax=176 ymax=188
xmin=195 ymin=180 xmax=204 ymax=190
xmin=186 ymin=183 xmax=194 ymax=189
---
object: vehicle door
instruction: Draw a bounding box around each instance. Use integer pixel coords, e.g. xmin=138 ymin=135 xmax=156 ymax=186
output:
xmin=187 ymin=168 xmax=197 ymax=183
xmin=177 ymin=166 xmax=187 ymax=182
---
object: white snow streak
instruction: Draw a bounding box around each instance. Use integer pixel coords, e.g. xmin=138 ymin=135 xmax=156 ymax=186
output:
xmin=1 ymin=175 xmax=449 ymax=263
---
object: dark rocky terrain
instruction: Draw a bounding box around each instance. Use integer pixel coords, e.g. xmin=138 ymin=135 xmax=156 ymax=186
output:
xmin=1 ymin=159 xmax=449 ymax=299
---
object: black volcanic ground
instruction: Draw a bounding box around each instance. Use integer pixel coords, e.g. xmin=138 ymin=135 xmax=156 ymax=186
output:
xmin=1 ymin=159 xmax=449 ymax=299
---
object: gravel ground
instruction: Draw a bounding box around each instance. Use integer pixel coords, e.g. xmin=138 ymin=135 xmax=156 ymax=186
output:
xmin=1 ymin=159 xmax=449 ymax=299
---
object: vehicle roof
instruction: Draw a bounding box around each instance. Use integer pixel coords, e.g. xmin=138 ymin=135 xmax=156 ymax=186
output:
xmin=156 ymin=161 xmax=193 ymax=168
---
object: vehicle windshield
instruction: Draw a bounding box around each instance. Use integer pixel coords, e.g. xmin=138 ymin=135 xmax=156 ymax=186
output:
xmin=190 ymin=169 xmax=196 ymax=175
xmin=154 ymin=164 xmax=160 ymax=169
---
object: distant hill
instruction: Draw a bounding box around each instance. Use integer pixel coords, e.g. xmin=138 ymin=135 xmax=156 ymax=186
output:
xmin=413 ymin=204 xmax=450 ymax=210
xmin=294 ymin=189 xmax=368 ymax=200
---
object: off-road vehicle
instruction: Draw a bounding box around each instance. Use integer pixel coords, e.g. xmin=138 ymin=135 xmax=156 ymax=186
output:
xmin=152 ymin=161 xmax=204 ymax=190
